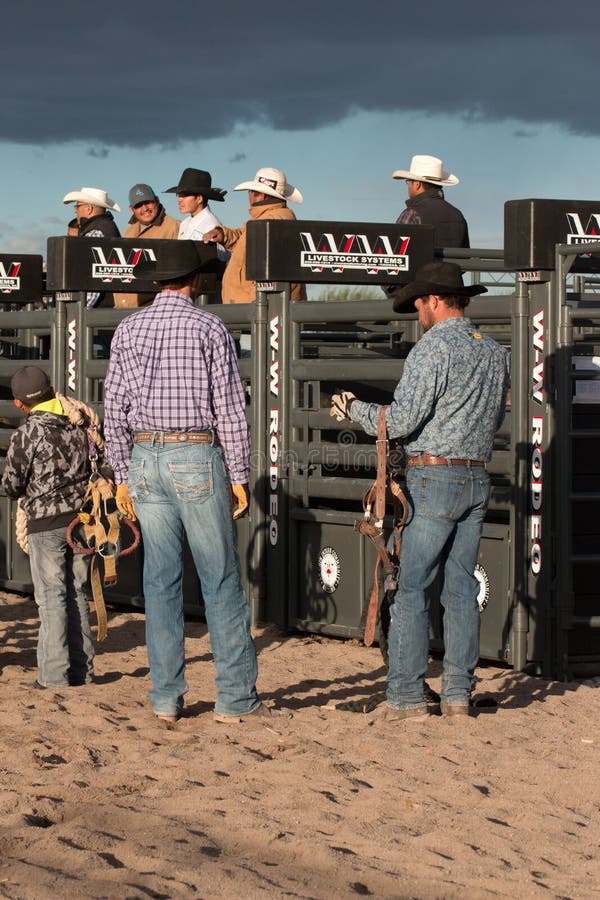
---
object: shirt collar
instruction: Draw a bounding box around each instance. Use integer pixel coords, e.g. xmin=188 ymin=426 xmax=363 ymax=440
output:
xmin=429 ymin=316 xmax=471 ymax=334
xmin=153 ymin=290 xmax=194 ymax=307
xmin=189 ymin=204 xmax=211 ymax=220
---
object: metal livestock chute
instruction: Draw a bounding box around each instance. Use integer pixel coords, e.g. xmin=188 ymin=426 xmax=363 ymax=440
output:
xmin=0 ymin=207 xmax=598 ymax=680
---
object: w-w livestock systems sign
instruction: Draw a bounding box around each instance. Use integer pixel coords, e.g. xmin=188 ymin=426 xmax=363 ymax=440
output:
xmin=0 ymin=208 xmax=599 ymax=680
xmin=0 ymin=255 xmax=43 ymax=301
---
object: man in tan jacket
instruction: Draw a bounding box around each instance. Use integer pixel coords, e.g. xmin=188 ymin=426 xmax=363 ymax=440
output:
xmin=114 ymin=184 xmax=180 ymax=308
xmin=203 ymin=167 xmax=306 ymax=303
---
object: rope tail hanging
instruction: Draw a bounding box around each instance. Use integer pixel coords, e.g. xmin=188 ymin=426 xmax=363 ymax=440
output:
xmin=59 ymin=393 xmax=140 ymax=642
xmin=354 ymin=406 xmax=409 ymax=648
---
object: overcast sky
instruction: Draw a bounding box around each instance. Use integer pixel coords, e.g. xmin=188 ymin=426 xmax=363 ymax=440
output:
xmin=1 ymin=0 xmax=598 ymax=254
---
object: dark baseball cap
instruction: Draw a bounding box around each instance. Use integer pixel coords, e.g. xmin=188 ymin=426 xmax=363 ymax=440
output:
xmin=10 ymin=366 xmax=52 ymax=404
xmin=128 ymin=183 xmax=157 ymax=207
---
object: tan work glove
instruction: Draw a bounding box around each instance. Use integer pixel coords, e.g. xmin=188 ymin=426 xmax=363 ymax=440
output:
xmin=231 ymin=483 xmax=249 ymax=520
xmin=116 ymin=483 xmax=137 ymax=521
xmin=330 ymin=389 xmax=356 ymax=421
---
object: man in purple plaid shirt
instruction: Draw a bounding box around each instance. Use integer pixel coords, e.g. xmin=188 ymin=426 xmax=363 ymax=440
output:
xmin=104 ymin=242 xmax=281 ymax=725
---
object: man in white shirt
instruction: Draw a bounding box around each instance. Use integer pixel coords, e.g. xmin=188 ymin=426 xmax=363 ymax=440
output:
xmin=165 ymin=169 xmax=229 ymax=306
xmin=165 ymin=168 xmax=227 ymax=244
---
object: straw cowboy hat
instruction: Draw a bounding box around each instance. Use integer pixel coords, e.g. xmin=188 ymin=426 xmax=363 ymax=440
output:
xmin=392 ymin=155 xmax=459 ymax=187
xmin=234 ymin=167 xmax=303 ymax=204
xmin=165 ymin=168 xmax=226 ymax=201
xmin=63 ymin=187 xmax=121 ymax=211
xmin=391 ymin=261 xmax=486 ymax=313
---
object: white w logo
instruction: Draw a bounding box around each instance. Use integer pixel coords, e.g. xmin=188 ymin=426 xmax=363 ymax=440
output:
xmin=565 ymin=213 xmax=600 ymax=254
xmin=90 ymin=247 xmax=157 ymax=282
xmin=90 ymin=247 xmax=157 ymax=266
xmin=0 ymin=261 xmax=21 ymax=293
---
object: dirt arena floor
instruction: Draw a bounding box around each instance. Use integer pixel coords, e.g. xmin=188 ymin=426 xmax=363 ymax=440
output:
xmin=0 ymin=590 xmax=598 ymax=899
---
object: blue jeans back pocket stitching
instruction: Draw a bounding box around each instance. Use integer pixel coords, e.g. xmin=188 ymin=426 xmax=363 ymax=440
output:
xmin=128 ymin=459 xmax=149 ymax=502
xmin=419 ymin=473 xmax=468 ymax=520
xmin=168 ymin=460 xmax=213 ymax=503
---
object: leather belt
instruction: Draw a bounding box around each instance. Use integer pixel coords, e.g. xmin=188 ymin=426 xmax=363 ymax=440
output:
xmin=408 ymin=453 xmax=485 ymax=468
xmin=133 ymin=431 xmax=219 ymax=445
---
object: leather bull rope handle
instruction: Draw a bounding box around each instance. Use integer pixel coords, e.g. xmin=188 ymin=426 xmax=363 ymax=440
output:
xmin=354 ymin=406 xmax=409 ymax=647
xmin=67 ymin=485 xmax=140 ymax=643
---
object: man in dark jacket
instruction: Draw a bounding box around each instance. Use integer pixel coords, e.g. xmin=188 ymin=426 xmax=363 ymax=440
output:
xmin=384 ymin=155 xmax=469 ymax=309
xmin=392 ymin=155 xmax=469 ymax=249
xmin=63 ymin=186 xmax=121 ymax=308
xmin=63 ymin=186 xmax=121 ymax=239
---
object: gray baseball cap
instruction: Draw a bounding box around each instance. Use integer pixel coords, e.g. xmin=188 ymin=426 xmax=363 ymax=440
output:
xmin=129 ymin=184 xmax=157 ymax=207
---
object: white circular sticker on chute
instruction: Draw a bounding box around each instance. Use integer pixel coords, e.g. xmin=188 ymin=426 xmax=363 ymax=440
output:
xmin=474 ymin=564 xmax=490 ymax=611
xmin=318 ymin=547 xmax=341 ymax=594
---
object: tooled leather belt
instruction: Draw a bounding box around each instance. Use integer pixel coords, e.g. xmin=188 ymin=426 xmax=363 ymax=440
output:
xmin=408 ymin=453 xmax=485 ymax=467
xmin=133 ymin=431 xmax=219 ymax=445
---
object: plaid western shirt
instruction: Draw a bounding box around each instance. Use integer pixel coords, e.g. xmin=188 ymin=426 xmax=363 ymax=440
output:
xmin=104 ymin=291 xmax=250 ymax=484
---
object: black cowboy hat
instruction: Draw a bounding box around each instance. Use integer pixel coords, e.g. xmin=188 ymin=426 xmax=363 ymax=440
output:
xmin=164 ymin=168 xmax=226 ymax=201
xmin=135 ymin=241 xmax=209 ymax=283
xmin=392 ymin=261 xmax=487 ymax=313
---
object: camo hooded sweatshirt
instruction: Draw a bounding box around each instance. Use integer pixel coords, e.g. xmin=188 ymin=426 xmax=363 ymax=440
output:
xmin=1 ymin=399 xmax=91 ymax=534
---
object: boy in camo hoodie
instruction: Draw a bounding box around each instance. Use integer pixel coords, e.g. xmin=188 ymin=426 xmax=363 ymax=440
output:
xmin=2 ymin=366 xmax=94 ymax=689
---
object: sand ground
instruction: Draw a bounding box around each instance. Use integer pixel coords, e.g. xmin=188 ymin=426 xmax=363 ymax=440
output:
xmin=0 ymin=590 xmax=598 ymax=899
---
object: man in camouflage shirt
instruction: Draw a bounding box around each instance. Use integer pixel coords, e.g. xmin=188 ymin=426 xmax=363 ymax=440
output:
xmin=332 ymin=262 xmax=509 ymax=720
xmin=2 ymin=367 xmax=95 ymax=689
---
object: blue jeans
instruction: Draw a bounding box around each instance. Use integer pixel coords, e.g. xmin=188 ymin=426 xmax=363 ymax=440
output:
xmin=127 ymin=438 xmax=259 ymax=717
xmin=387 ymin=465 xmax=490 ymax=709
xmin=28 ymin=526 xmax=94 ymax=687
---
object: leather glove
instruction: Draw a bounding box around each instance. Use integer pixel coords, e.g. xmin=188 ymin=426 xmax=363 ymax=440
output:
xmin=231 ymin=483 xmax=249 ymax=520
xmin=330 ymin=390 xmax=356 ymax=422
xmin=116 ymin=483 xmax=137 ymax=521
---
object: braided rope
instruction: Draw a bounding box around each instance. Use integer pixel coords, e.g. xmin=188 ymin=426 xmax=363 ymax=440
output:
xmin=55 ymin=393 xmax=104 ymax=452
xmin=15 ymin=499 xmax=29 ymax=555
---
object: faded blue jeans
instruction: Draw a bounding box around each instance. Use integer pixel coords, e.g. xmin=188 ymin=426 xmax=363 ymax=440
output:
xmin=127 ymin=438 xmax=259 ymax=718
xmin=28 ymin=526 xmax=94 ymax=687
xmin=387 ymin=464 xmax=490 ymax=709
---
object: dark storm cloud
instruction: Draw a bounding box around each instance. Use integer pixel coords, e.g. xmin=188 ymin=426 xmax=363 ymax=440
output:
xmin=1 ymin=0 xmax=598 ymax=147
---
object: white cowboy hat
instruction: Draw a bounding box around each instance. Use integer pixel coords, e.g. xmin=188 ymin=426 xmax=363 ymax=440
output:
xmin=392 ymin=155 xmax=459 ymax=187
xmin=63 ymin=187 xmax=121 ymax=212
xmin=234 ymin=167 xmax=303 ymax=204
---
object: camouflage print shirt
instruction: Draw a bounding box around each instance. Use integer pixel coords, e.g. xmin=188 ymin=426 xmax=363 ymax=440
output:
xmin=1 ymin=408 xmax=91 ymax=533
xmin=351 ymin=317 xmax=510 ymax=462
